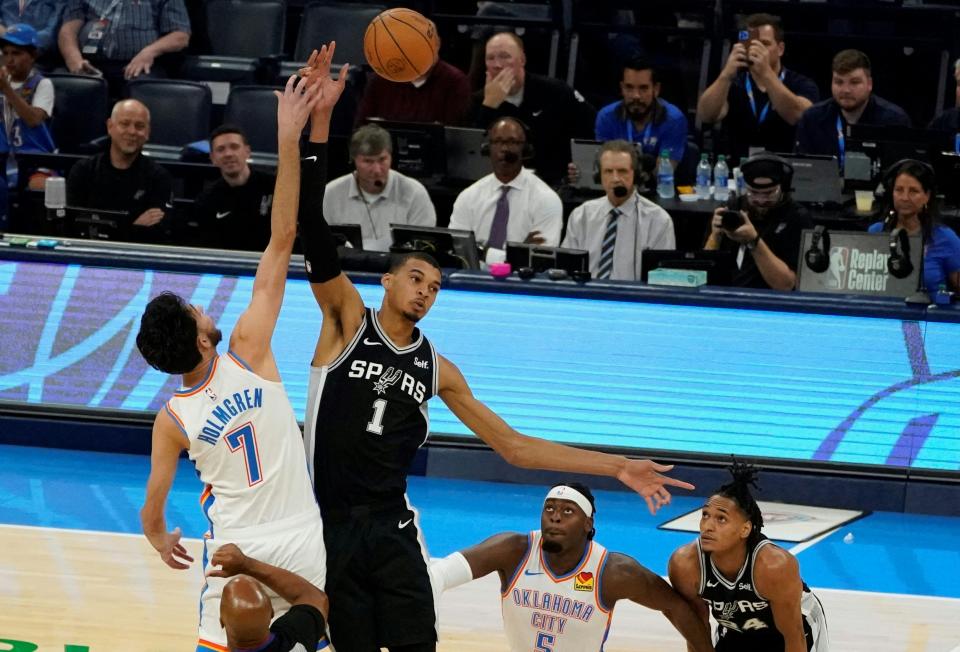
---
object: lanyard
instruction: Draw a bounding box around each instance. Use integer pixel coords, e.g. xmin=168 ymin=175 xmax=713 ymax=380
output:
xmin=99 ymin=0 xmax=123 ymax=21
xmin=18 ymin=0 xmax=27 ymax=15
xmin=626 ymin=116 xmax=655 ymax=154
xmin=836 ymin=114 xmax=846 ymax=169
xmin=745 ymin=69 xmax=786 ymax=124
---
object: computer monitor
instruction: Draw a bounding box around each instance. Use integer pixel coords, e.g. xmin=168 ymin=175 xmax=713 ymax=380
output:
xmin=640 ymin=249 xmax=736 ymax=286
xmin=330 ymin=223 xmax=364 ymax=249
xmin=847 ymin=125 xmax=952 ymax=171
xmin=67 ymin=206 xmax=128 ymax=240
xmin=366 ymin=119 xmax=446 ymax=182
xmin=444 ymin=126 xmax=488 ymax=183
xmin=390 ymin=225 xmax=480 ymax=270
xmin=778 ymin=153 xmax=844 ymax=206
xmin=505 ymin=243 xmax=589 ymax=274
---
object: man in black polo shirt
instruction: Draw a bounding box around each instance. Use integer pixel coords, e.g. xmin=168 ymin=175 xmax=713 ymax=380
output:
xmin=697 ymin=13 xmax=819 ymax=163
xmin=704 ymin=153 xmax=812 ymax=291
xmin=194 ymin=125 xmax=276 ymax=251
xmin=796 ymin=49 xmax=910 ymax=163
xmin=66 ymin=98 xmax=172 ymax=242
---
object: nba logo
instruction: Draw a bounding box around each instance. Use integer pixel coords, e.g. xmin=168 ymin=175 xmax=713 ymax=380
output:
xmin=827 ymin=246 xmax=849 ymax=290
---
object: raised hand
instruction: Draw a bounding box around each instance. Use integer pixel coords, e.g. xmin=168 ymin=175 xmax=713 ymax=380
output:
xmin=298 ymin=42 xmax=351 ymax=117
xmin=617 ymin=459 xmax=695 ymax=515
xmin=483 ymin=68 xmax=515 ymax=108
xmin=275 ymin=74 xmax=322 ymax=143
xmin=722 ymin=43 xmax=749 ymax=81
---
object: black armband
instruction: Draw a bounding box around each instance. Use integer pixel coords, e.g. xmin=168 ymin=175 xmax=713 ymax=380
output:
xmin=297 ymin=141 xmax=341 ymax=283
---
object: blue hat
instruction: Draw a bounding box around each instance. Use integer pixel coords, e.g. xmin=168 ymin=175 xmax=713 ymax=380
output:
xmin=1 ymin=24 xmax=39 ymax=49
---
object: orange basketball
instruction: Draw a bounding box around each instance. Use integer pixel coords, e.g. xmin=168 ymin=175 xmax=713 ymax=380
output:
xmin=363 ymin=8 xmax=440 ymax=83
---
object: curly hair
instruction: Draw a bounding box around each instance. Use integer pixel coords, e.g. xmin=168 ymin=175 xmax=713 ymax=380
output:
xmin=714 ymin=460 xmax=764 ymax=549
xmin=136 ymin=291 xmax=203 ymax=374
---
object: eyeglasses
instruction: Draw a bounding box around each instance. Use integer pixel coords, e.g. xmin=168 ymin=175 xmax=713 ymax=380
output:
xmin=745 ymin=186 xmax=781 ymax=200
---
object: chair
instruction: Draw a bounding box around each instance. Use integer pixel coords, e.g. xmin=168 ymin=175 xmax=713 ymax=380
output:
xmin=293 ymin=2 xmax=385 ymax=66
xmin=46 ymin=73 xmax=110 ymax=153
xmin=127 ymin=79 xmax=213 ymax=147
xmin=223 ymin=86 xmax=282 ymax=153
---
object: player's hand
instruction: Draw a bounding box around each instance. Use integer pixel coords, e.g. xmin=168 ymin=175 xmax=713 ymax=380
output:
xmin=722 ymin=43 xmax=748 ymax=80
xmin=617 ymin=459 xmax=695 ymax=515
xmin=483 ymin=68 xmax=514 ymax=108
xmin=157 ymin=526 xmax=194 ymax=569
xmin=124 ymin=47 xmax=156 ymax=79
xmin=523 ymin=230 xmax=546 ymax=245
xmin=206 ymin=543 xmax=249 ymax=578
xmin=298 ymin=42 xmax=350 ymax=117
xmin=275 ymin=73 xmax=323 ymax=142
xmin=133 ymin=207 xmax=165 ymax=227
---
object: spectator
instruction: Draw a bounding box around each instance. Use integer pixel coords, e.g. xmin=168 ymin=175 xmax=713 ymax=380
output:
xmin=471 ymin=31 xmax=594 ymax=184
xmin=928 ymin=61 xmax=960 ymax=130
xmin=795 ymin=49 xmax=910 ymax=161
xmin=563 ymin=140 xmax=675 ymax=281
xmin=66 ymin=99 xmax=172 ymax=242
xmin=356 ymin=22 xmax=470 ymax=126
xmin=868 ymin=159 xmax=960 ymax=292
xmin=595 ymin=58 xmax=688 ymax=166
xmin=194 ymin=125 xmax=275 ymax=251
xmin=704 ymin=153 xmax=812 ymax=291
xmin=323 ymin=123 xmax=436 ymax=252
xmin=450 ymin=117 xmax=562 ymax=258
xmin=698 ymin=13 xmax=819 ymax=163
xmin=58 ymin=0 xmax=190 ymax=96
xmin=0 ymin=0 xmax=63 ymax=55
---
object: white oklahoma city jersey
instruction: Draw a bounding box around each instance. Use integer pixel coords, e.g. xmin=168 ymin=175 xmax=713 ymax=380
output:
xmin=165 ymin=351 xmax=318 ymax=534
xmin=502 ymin=530 xmax=613 ymax=652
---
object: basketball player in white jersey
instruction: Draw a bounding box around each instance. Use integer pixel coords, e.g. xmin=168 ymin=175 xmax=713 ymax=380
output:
xmin=668 ymin=462 xmax=829 ymax=652
xmin=295 ymin=52 xmax=696 ymax=652
xmin=430 ymin=482 xmax=713 ymax=651
xmin=135 ymin=44 xmax=349 ymax=652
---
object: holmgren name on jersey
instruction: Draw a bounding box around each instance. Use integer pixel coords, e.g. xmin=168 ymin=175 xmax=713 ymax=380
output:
xmin=198 ymin=387 xmax=264 ymax=445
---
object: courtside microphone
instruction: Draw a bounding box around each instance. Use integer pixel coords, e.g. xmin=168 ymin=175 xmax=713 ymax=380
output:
xmin=502 ymin=151 xmax=520 ymax=164
xmin=373 ymin=179 xmax=384 ymax=189
xmin=612 ymin=185 xmax=628 ymax=198
xmin=883 ymin=210 xmax=897 ymax=230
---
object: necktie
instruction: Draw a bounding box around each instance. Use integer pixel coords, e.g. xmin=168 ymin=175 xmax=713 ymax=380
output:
xmin=487 ymin=186 xmax=511 ymax=249
xmin=597 ymin=207 xmax=620 ymax=279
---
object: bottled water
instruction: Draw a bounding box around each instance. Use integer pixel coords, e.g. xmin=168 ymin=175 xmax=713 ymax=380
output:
xmin=714 ymin=155 xmax=730 ymax=202
xmin=695 ymin=154 xmax=711 ymax=200
xmin=656 ymin=149 xmax=675 ymax=199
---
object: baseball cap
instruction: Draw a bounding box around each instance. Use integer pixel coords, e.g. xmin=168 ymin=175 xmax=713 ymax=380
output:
xmin=740 ymin=152 xmax=792 ymax=190
xmin=1 ymin=24 xmax=39 ymax=49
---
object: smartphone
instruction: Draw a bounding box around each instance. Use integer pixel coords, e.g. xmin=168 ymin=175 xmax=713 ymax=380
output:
xmin=738 ymin=29 xmax=750 ymax=43
xmin=720 ymin=209 xmax=745 ymax=231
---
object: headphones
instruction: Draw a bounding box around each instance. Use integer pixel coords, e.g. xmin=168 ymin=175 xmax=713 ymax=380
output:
xmin=888 ymin=227 xmax=914 ymax=279
xmin=804 ymin=225 xmax=831 ymax=273
xmin=480 ymin=116 xmax=535 ymax=160
xmin=740 ymin=152 xmax=795 ymax=193
xmin=882 ymin=158 xmax=935 ymax=192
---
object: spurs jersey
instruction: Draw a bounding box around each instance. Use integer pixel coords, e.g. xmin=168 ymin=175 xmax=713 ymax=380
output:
xmin=501 ymin=531 xmax=613 ymax=652
xmin=305 ymin=307 xmax=438 ymax=514
xmin=165 ymin=351 xmax=319 ymax=534
xmin=698 ymin=537 xmax=829 ymax=651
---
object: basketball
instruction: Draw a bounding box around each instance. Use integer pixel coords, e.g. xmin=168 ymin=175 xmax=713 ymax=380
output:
xmin=363 ymin=8 xmax=440 ymax=83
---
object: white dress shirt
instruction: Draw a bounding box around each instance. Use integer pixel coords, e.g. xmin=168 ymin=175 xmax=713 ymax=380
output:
xmin=448 ymin=167 xmax=562 ymax=247
xmin=562 ymin=190 xmax=676 ymax=281
xmin=323 ymin=170 xmax=436 ymax=251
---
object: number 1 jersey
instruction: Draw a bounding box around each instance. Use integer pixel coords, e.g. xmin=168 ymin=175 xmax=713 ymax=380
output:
xmin=305 ymin=307 xmax=438 ymax=514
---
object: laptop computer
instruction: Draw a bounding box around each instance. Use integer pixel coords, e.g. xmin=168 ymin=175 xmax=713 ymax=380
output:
xmin=330 ymin=223 xmax=364 ymax=249
xmin=570 ymin=139 xmax=604 ymax=191
xmin=779 ymin=154 xmax=844 ymax=206
xmin=390 ymin=224 xmax=481 ymax=270
xmin=67 ymin=206 xmax=128 ymax=240
xmin=444 ymin=127 xmax=488 ymax=183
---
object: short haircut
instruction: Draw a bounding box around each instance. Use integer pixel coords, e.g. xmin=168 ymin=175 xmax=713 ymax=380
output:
xmin=136 ymin=291 xmax=203 ymax=374
xmin=350 ymin=124 xmax=392 ymax=160
xmin=744 ymin=13 xmax=784 ymax=42
xmin=389 ymin=251 xmax=442 ymax=274
xmin=713 ymin=460 xmax=764 ymax=549
xmin=209 ymin=124 xmax=248 ymax=146
xmin=598 ymin=139 xmax=639 ymax=172
xmin=486 ymin=30 xmax=525 ymax=53
xmin=488 ymin=116 xmax=528 ymax=141
xmin=833 ymin=49 xmax=871 ymax=76
xmin=622 ymin=57 xmax=659 ymax=85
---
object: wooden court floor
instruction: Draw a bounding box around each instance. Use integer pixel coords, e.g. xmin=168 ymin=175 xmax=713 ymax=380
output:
xmin=1 ymin=525 xmax=959 ymax=651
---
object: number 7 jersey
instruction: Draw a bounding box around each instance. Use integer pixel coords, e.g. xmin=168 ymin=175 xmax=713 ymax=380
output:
xmin=305 ymin=307 xmax=438 ymax=514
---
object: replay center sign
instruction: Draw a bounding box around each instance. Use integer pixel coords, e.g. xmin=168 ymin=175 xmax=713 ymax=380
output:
xmin=797 ymin=230 xmax=922 ymax=296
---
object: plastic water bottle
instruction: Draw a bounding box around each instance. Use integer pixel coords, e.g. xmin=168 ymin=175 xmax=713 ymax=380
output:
xmin=714 ymin=155 xmax=730 ymax=202
xmin=656 ymin=149 xmax=675 ymax=199
xmin=695 ymin=154 xmax=711 ymax=200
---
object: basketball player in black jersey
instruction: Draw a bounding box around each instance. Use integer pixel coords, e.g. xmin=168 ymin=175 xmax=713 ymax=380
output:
xmin=668 ymin=462 xmax=829 ymax=652
xmin=296 ymin=56 xmax=694 ymax=652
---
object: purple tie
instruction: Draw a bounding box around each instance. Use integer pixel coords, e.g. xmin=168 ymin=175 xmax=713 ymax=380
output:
xmin=487 ymin=185 xmax=511 ymax=249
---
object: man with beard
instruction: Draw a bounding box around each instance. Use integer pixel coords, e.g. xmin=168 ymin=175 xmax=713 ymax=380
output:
xmin=563 ymin=140 xmax=675 ymax=281
xmin=450 ymin=116 xmax=562 ymax=256
xmin=795 ymin=49 xmax=910 ymax=162
xmin=428 ymin=482 xmax=714 ymax=652
xmin=595 ymin=59 xmax=688 ymax=167
xmin=704 ymin=152 xmax=811 ymax=290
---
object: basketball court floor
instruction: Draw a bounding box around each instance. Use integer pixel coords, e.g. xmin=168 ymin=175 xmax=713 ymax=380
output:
xmin=1 ymin=443 xmax=959 ymax=651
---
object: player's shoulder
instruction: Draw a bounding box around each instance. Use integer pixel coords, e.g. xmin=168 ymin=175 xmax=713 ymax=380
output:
xmin=668 ymin=540 xmax=701 ymax=575
xmin=754 ymin=540 xmax=798 ymax=575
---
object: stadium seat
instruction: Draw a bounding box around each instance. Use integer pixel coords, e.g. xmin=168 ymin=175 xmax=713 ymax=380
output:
xmin=46 ymin=73 xmax=110 ymax=153
xmin=223 ymin=86 xmax=283 ymax=153
xmin=127 ymin=79 xmax=213 ymax=147
xmin=292 ymin=2 xmax=385 ymax=67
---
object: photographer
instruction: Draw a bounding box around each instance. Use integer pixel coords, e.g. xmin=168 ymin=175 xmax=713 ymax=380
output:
xmin=704 ymin=153 xmax=811 ymax=291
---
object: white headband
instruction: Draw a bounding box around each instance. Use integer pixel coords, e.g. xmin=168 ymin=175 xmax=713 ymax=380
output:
xmin=544 ymin=485 xmax=594 ymax=518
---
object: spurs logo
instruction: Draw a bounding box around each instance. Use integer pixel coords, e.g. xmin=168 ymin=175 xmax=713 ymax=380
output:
xmin=373 ymin=367 xmax=403 ymax=395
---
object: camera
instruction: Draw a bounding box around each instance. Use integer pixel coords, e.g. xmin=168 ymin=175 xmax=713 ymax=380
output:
xmin=720 ymin=209 xmax=745 ymax=231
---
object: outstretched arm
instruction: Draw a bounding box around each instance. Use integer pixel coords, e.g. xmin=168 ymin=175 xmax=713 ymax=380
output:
xmin=437 ymin=355 xmax=694 ymax=514
xmin=140 ymin=409 xmax=194 ymax=570
xmin=229 ymin=74 xmax=323 ymax=380
xmin=603 ymin=553 xmax=714 ymax=652
xmin=430 ymin=532 xmax=528 ymax=608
